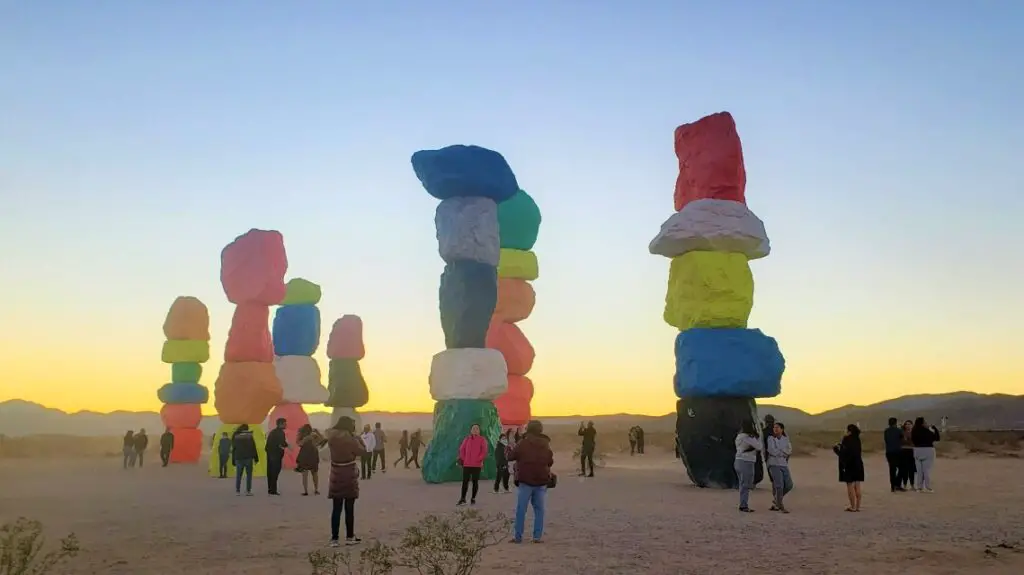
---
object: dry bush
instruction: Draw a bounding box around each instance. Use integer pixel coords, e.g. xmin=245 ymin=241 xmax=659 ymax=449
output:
xmin=0 ymin=518 xmax=80 ymax=575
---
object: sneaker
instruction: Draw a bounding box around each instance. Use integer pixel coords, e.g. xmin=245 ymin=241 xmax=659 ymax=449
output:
xmin=470 ymin=499 xmax=476 ymax=506
xmin=922 ymin=488 xmax=934 ymax=493
xmin=456 ymin=500 xmax=466 ymax=506
xmin=739 ymin=507 xmax=754 ymax=513
xmin=770 ymin=505 xmax=779 ymax=511
xmin=532 ymin=538 xmax=543 ymax=544
xmin=329 ymin=539 xmax=340 ymax=548
xmin=235 ymin=492 xmax=241 ymax=497
xmin=245 ymin=492 xmax=253 ymax=496
xmin=509 ymin=538 xmax=522 ymax=544
xmin=345 ymin=537 xmax=362 ymax=546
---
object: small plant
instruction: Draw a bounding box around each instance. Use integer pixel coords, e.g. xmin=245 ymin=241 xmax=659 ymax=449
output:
xmin=0 ymin=518 xmax=80 ymax=575
xmin=309 ymin=541 xmax=393 ymax=575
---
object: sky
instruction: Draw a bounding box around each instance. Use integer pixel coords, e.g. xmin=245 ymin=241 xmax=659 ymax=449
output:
xmin=1 ymin=1 xmax=1021 ymax=417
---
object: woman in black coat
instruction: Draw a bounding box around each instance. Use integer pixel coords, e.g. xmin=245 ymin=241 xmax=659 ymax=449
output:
xmin=833 ymin=424 xmax=864 ymax=512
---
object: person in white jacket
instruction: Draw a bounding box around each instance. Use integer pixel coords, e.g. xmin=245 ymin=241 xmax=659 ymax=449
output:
xmin=734 ymin=419 xmax=763 ymax=512
xmin=359 ymin=425 xmax=377 ymax=480
xmin=766 ymin=422 xmax=794 ymax=513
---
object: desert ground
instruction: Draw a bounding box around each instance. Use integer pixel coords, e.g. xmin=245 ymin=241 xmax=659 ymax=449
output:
xmin=1 ymin=448 xmax=1023 ymax=575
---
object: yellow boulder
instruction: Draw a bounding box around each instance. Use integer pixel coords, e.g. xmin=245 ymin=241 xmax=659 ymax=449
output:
xmin=498 ymin=249 xmax=539 ymax=280
xmin=161 ymin=340 xmax=211 ymax=364
xmin=208 ymin=423 xmax=268 ymax=478
xmin=664 ymin=251 xmax=753 ymax=330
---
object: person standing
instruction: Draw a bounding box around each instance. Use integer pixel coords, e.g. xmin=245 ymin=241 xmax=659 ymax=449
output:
xmin=159 ymin=428 xmax=175 ymax=467
xmin=636 ymin=426 xmax=645 ymax=455
xmin=911 ymin=417 xmax=941 ymax=493
xmin=899 ymin=420 xmax=916 ymax=490
xmin=296 ymin=424 xmax=325 ymax=496
xmin=884 ymin=417 xmax=905 ymax=492
xmin=327 ymin=416 xmax=366 ymax=547
xmin=359 ymin=425 xmax=376 ymax=479
xmin=216 ymin=431 xmax=232 ymax=478
xmin=508 ymin=420 xmax=554 ymax=544
xmin=394 ymin=430 xmax=410 ymax=468
xmin=578 ymin=421 xmax=597 ymax=477
xmin=834 ymin=424 xmax=864 ymax=512
xmin=407 ymin=430 xmax=422 ymax=468
xmin=372 ymin=423 xmax=387 ymax=474
xmin=457 ymin=424 xmax=488 ymax=506
xmin=122 ymin=431 xmax=135 ymax=469
xmin=132 ymin=429 xmax=149 ymax=467
xmin=628 ymin=427 xmax=638 ymax=456
xmin=765 ymin=422 xmax=793 ymax=513
xmin=232 ymin=424 xmax=259 ymax=496
xmin=493 ymin=429 xmax=512 ymax=494
xmin=265 ymin=418 xmax=288 ymax=495
xmin=734 ymin=420 xmax=761 ymax=512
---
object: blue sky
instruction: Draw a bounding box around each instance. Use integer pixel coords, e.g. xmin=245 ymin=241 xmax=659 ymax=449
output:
xmin=1 ymin=1 xmax=1021 ymax=415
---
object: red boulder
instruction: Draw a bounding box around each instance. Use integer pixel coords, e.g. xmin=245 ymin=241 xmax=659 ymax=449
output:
xmin=673 ymin=112 xmax=746 ymax=211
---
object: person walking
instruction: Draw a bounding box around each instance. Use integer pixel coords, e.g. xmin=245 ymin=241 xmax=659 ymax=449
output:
xmin=326 ymin=416 xmax=366 ymax=547
xmin=359 ymin=425 xmax=376 ymax=480
xmin=133 ymin=429 xmax=149 ymax=467
xmin=911 ymin=417 xmax=941 ymax=493
xmin=232 ymin=424 xmax=259 ymax=496
xmin=296 ymin=424 xmax=325 ymax=496
xmin=216 ymin=432 xmax=232 ymax=478
xmin=265 ymin=418 xmax=288 ymax=495
xmin=765 ymin=421 xmax=794 ymax=513
xmin=407 ymin=430 xmax=422 ymax=468
xmin=834 ymin=424 xmax=864 ymax=512
xmin=159 ymin=428 xmax=175 ymax=467
xmin=508 ymin=420 xmax=554 ymax=544
xmin=734 ymin=420 xmax=762 ymax=512
xmin=899 ymin=420 xmax=916 ymax=490
xmin=884 ymin=417 xmax=905 ymax=492
xmin=372 ymin=423 xmax=387 ymax=474
xmin=394 ymin=430 xmax=410 ymax=468
xmin=122 ymin=430 xmax=135 ymax=469
xmin=493 ymin=429 xmax=512 ymax=494
xmin=457 ymin=424 xmax=488 ymax=506
xmin=578 ymin=421 xmax=597 ymax=477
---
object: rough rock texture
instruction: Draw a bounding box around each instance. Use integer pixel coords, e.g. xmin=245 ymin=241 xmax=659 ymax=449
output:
xmin=220 ymin=229 xmax=288 ymax=305
xmin=497 ymin=248 xmax=539 ymax=280
xmin=163 ymin=296 xmax=210 ymax=341
xmin=161 ymin=340 xmax=210 ymax=364
xmin=272 ymin=304 xmax=321 ymax=356
xmin=428 ymin=348 xmax=508 ymax=401
xmin=168 ymin=427 xmax=203 ymax=464
xmin=267 ymin=403 xmax=310 ymax=470
xmin=225 ymin=304 xmax=274 ymax=363
xmin=421 ymin=399 xmax=501 ymax=484
xmin=497 ymin=189 xmax=542 ymax=250
xmin=274 ymin=355 xmax=328 ymax=404
xmin=326 ymin=359 xmax=369 ymax=408
xmin=326 ymin=315 xmax=365 ymax=360
xmin=171 ymin=362 xmax=203 ymax=384
xmin=411 ymin=145 xmax=520 ymax=202
xmin=493 ymin=375 xmax=534 ymax=426
xmin=493 ymin=278 xmax=536 ymax=324
xmin=208 ymin=424 xmax=268 ymax=477
xmin=434 ymin=197 xmax=500 ymax=266
xmin=649 ymin=199 xmax=770 ymax=260
xmin=439 ymin=260 xmax=498 ymax=349
xmin=330 ymin=407 xmax=362 ymax=431
xmin=675 ymin=397 xmax=763 ymax=489
xmin=213 ymin=362 xmax=283 ymax=424
xmin=157 ymin=382 xmax=210 ymax=405
xmin=673 ymin=328 xmax=785 ymax=398
xmin=485 ymin=321 xmax=535 ymax=376
xmin=673 ymin=112 xmax=746 ymax=211
xmin=281 ymin=278 xmax=322 ymax=305
xmin=664 ymin=252 xmax=753 ymax=330
xmin=160 ymin=403 xmax=202 ymax=428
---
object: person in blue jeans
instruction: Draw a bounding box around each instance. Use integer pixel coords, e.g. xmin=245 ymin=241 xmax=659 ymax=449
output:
xmin=507 ymin=420 xmax=555 ymax=543
xmin=231 ymin=424 xmax=259 ymax=496
xmin=734 ymin=419 xmax=762 ymax=512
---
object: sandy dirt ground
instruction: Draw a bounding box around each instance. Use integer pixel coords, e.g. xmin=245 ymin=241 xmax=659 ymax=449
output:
xmin=1 ymin=452 xmax=1022 ymax=575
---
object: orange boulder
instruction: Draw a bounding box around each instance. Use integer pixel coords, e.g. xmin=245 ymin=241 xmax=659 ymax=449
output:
xmin=160 ymin=404 xmax=202 ymax=428
xmin=485 ymin=322 xmax=535 ymax=376
xmin=214 ymin=362 xmax=283 ymax=424
xmin=493 ymin=279 xmax=535 ymax=324
xmin=494 ymin=395 xmax=531 ymax=426
xmin=163 ymin=296 xmax=210 ymax=341
xmin=169 ymin=427 xmax=203 ymax=463
xmin=673 ymin=111 xmax=746 ymax=211
xmin=225 ymin=304 xmax=274 ymax=363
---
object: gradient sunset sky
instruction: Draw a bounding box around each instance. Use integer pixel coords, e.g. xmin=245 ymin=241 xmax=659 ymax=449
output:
xmin=1 ymin=2 xmax=1021 ymax=416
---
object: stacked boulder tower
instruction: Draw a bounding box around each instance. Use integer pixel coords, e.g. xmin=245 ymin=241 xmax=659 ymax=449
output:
xmin=270 ymin=278 xmax=329 ymax=469
xmin=324 ymin=314 xmax=370 ymax=431
xmin=649 ymin=112 xmax=786 ymax=489
xmin=411 ymin=144 xmax=520 ymax=484
xmin=210 ymin=229 xmax=287 ymax=478
xmin=158 ymin=296 xmax=211 ymax=463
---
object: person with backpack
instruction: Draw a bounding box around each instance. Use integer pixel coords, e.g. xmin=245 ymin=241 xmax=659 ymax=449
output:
xmin=508 ymin=420 xmax=555 ymax=544
xmin=231 ymin=424 xmax=259 ymax=496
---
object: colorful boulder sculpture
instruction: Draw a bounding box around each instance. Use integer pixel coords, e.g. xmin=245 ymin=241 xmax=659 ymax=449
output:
xmin=650 ymin=112 xmax=785 ymax=489
xmin=325 ymin=314 xmax=370 ymax=431
xmin=157 ymin=296 xmax=211 ymax=464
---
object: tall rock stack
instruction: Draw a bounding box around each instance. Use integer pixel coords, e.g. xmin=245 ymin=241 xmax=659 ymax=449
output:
xmin=270 ymin=278 xmax=328 ymax=470
xmin=649 ymin=112 xmax=786 ymax=489
xmin=411 ymin=144 xmax=520 ymax=484
xmin=489 ymin=190 xmax=541 ymax=428
xmin=324 ymin=315 xmax=369 ymax=432
xmin=210 ymin=229 xmax=287 ymax=478
xmin=158 ymin=296 xmax=211 ymax=463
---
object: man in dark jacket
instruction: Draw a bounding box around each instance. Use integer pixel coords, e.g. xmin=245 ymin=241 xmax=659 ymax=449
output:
xmin=265 ymin=418 xmax=288 ymax=495
xmin=884 ymin=417 xmax=905 ymax=492
xmin=578 ymin=421 xmax=596 ymax=477
xmin=232 ymin=424 xmax=259 ymax=496
xmin=508 ymin=420 xmax=554 ymax=543
xmin=159 ymin=428 xmax=175 ymax=467
xmin=217 ymin=432 xmax=232 ymax=478
xmin=372 ymin=423 xmax=387 ymax=474
xmin=133 ymin=429 xmax=149 ymax=467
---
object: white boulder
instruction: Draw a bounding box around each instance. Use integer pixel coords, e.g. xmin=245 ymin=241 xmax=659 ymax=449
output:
xmin=274 ymin=355 xmax=329 ymax=404
xmin=331 ymin=407 xmax=362 ymax=431
xmin=649 ymin=199 xmax=770 ymax=260
xmin=429 ymin=348 xmax=508 ymax=401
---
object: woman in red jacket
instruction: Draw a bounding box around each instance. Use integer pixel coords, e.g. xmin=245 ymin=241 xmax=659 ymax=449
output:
xmin=457 ymin=424 xmax=489 ymax=506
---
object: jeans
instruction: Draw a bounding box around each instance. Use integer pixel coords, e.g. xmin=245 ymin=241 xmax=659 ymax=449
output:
xmin=734 ymin=459 xmax=755 ymax=509
xmin=460 ymin=467 xmax=481 ymax=502
xmin=372 ymin=449 xmax=386 ymax=471
xmin=235 ymin=459 xmax=254 ymax=493
xmin=360 ymin=453 xmax=373 ymax=479
xmin=914 ymin=447 xmax=936 ymax=490
xmin=218 ymin=455 xmax=230 ymax=478
xmin=513 ymin=484 xmax=547 ymax=541
xmin=768 ymin=465 xmax=793 ymax=507
xmin=267 ymin=455 xmax=283 ymax=494
xmin=330 ymin=498 xmax=356 ymax=540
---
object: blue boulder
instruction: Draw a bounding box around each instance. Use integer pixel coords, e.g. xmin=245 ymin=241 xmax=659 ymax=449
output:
xmin=272 ymin=304 xmax=321 ymax=356
xmin=438 ymin=260 xmax=498 ymax=348
xmin=157 ymin=382 xmax=209 ymax=404
xmin=411 ymin=145 xmax=519 ymax=202
xmin=674 ymin=328 xmax=785 ymax=398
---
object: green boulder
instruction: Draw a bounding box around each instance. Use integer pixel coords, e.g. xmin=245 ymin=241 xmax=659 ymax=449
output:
xmin=422 ymin=399 xmax=501 ymax=484
xmin=281 ymin=278 xmax=322 ymax=305
xmin=171 ymin=362 xmax=202 ymax=383
xmin=497 ymin=189 xmax=541 ymax=250
xmin=326 ymin=359 xmax=369 ymax=408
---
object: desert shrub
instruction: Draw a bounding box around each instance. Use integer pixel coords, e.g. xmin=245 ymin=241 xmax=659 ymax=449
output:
xmin=309 ymin=510 xmax=509 ymax=575
xmin=0 ymin=518 xmax=80 ymax=575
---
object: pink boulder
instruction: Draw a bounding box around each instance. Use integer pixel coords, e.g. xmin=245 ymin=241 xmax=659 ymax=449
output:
xmin=225 ymin=304 xmax=274 ymax=363
xmin=268 ymin=403 xmax=310 ymax=470
xmin=673 ymin=112 xmax=746 ymax=211
xmin=220 ymin=229 xmax=288 ymax=305
xmin=327 ymin=315 xmax=365 ymax=360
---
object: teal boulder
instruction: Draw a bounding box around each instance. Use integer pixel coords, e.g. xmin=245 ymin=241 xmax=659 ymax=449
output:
xmin=422 ymin=399 xmax=501 ymax=484
xmin=171 ymin=362 xmax=202 ymax=384
xmin=497 ymin=189 xmax=541 ymax=250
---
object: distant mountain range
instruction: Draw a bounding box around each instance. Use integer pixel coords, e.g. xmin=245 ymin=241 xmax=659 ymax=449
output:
xmin=0 ymin=392 xmax=1021 ymax=437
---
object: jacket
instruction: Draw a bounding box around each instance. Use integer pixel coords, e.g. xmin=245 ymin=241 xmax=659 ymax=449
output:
xmin=231 ymin=429 xmax=259 ymax=464
xmin=766 ymin=435 xmax=792 ymax=467
xmin=217 ymin=437 xmax=231 ymax=460
xmin=160 ymin=432 xmax=175 ymax=451
xmin=327 ymin=430 xmax=365 ymax=499
xmin=458 ymin=434 xmax=489 ymax=468
xmin=911 ymin=425 xmax=940 ymax=448
xmin=133 ymin=433 xmax=148 ymax=452
xmin=265 ymin=427 xmax=288 ymax=458
xmin=734 ymin=434 xmax=762 ymax=463
xmin=494 ymin=438 xmax=510 ymax=466
xmin=884 ymin=426 xmax=904 ymax=453
xmin=579 ymin=426 xmax=596 ymax=451
xmin=509 ymin=433 xmax=554 ymax=487
xmin=360 ymin=432 xmax=377 ymax=453
xmin=372 ymin=428 xmax=386 ymax=451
